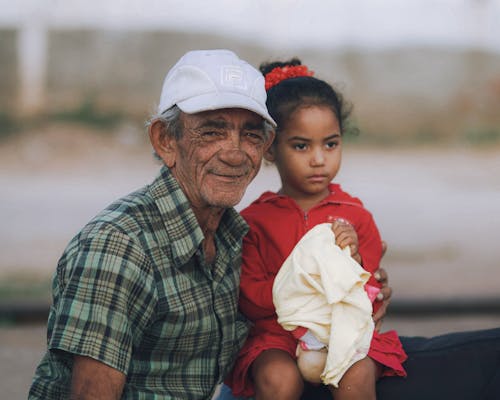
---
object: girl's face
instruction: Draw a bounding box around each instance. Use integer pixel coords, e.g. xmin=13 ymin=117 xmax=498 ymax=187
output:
xmin=266 ymin=105 xmax=342 ymax=207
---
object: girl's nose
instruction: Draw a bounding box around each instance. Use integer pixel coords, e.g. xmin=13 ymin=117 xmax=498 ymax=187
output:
xmin=310 ymin=148 xmax=325 ymax=166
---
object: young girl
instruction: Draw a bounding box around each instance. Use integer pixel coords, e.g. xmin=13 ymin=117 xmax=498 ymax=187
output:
xmin=224 ymin=59 xmax=407 ymax=400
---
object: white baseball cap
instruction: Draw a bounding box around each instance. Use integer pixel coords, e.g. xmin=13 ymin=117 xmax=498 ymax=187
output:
xmin=158 ymin=49 xmax=276 ymax=127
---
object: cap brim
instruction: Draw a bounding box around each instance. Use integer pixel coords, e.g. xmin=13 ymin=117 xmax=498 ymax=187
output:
xmin=177 ymin=92 xmax=277 ymax=127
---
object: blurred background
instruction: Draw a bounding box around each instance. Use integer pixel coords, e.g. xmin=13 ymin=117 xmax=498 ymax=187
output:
xmin=1 ymin=0 xmax=500 ymax=398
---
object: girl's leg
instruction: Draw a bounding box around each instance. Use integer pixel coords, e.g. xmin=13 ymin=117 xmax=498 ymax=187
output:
xmin=251 ymin=349 xmax=304 ymax=400
xmin=329 ymin=357 xmax=380 ymax=400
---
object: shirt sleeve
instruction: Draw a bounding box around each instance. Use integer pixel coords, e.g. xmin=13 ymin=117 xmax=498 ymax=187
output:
xmin=238 ymin=229 xmax=276 ymax=321
xmin=355 ymin=210 xmax=383 ymax=281
xmin=48 ymin=227 xmax=157 ymax=373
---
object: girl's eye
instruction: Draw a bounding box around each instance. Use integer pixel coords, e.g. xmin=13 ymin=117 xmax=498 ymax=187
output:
xmin=293 ymin=143 xmax=307 ymax=150
xmin=326 ymin=141 xmax=338 ymax=149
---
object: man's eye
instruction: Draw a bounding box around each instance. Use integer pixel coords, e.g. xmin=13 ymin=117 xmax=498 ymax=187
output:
xmin=201 ymin=130 xmax=221 ymax=138
xmin=244 ymin=131 xmax=265 ymax=143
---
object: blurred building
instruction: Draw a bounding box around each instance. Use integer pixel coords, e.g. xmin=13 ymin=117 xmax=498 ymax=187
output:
xmin=0 ymin=0 xmax=499 ymax=143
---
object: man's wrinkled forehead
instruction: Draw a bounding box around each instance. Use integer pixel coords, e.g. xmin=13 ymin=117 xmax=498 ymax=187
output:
xmin=181 ymin=108 xmax=266 ymax=130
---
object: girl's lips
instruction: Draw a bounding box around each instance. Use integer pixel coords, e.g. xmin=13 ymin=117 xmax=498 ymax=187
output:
xmin=308 ymin=175 xmax=328 ymax=183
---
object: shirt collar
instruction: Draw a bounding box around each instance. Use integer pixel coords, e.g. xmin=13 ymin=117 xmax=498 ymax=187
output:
xmin=149 ymin=165 xmax=248 ymax=267
xmin=258 ymin=184 xmax=337 ymax=204
xmin=255 ymin=184 xmax=362 ymax=210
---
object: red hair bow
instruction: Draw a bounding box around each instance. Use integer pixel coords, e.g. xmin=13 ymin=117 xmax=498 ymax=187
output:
xmin=264 ymin=65 xmax=314 ymax=90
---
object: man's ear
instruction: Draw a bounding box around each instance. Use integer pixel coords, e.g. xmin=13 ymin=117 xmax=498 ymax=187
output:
xmin=149 ymin=119 xmax=176 ymax=167
xmin=264 ymin=145 xmax=276 ymax=163
xmin=263 ymin=130 xmax=276 ymax=162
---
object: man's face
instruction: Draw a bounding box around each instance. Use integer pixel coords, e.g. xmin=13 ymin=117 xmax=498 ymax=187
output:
xmin=168 ymin=108 xmax=273 ymax=209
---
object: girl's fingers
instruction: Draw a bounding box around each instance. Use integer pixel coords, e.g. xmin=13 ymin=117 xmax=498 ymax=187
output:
xmin=336 ymin=232 xmax=358 ymax=248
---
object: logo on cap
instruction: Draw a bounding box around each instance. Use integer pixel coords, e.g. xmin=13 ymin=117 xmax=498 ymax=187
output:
xmin=221 ymin=66 xmax=247 ymax=90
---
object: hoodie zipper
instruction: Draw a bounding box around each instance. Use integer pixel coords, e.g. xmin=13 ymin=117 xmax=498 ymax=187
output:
xmin=303 ymin=211 xmax=309 ymax=230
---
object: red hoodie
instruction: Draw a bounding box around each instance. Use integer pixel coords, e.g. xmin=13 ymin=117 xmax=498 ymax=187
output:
xmin=226 ymin=184 xmax=407 ymax=397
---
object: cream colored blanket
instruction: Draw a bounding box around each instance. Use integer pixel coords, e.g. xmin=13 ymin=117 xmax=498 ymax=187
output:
xmin=272 ymin=223 xmax=374 ymax=387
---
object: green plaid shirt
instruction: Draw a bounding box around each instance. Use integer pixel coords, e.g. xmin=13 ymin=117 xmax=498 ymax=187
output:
xmin=29 ymin=166 xmax=250 ymax=400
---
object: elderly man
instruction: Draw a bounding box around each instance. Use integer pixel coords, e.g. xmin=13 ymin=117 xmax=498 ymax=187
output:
xmin=29 ymin=49 xmax=276 ymax=400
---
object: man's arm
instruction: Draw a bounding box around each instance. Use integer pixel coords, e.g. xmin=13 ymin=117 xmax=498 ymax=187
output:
xmin=71 ymin=356 xmax=126 ymax=400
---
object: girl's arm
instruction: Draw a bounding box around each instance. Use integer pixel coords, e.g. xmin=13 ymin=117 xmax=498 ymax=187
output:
xmin=356 ymin=211 xmax=383 ymax=277
xmin=356 ymin=210 xmax=385 ymax=317
xmin=238 ymin=230 xmax=277 ymax=321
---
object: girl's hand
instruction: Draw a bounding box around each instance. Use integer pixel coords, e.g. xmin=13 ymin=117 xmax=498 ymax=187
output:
xmin=331 ymin=218 xmax=362 ymax=264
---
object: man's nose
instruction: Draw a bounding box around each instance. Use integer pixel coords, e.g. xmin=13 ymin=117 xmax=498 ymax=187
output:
xmin=219 ymin=133 xmax=246 ymax=165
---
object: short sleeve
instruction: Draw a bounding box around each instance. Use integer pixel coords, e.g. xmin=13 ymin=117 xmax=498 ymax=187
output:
xmin=48 ymin=227 xmax=157 ymax=373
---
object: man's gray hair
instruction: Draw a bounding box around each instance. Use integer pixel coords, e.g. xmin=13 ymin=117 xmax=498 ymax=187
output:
xmin=262 ymin=120 xmax=275 ymax=141
xmin=146 ymin=105 xmax=183 ymax=141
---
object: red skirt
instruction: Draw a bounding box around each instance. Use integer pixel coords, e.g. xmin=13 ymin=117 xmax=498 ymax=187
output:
xmin=225 ymin=318 xmax=407 ymax=397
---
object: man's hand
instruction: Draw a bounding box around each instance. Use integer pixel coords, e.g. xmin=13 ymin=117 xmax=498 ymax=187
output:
xmin=373 ymin=241 xmax=392 ymax=331
xmin=71 ymin=355 xmax=126 ymax=399
xmin=373 ymin=265 xmax=393 ymax=331
xmin=331 ymin=218 xmax=362 ymax=264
